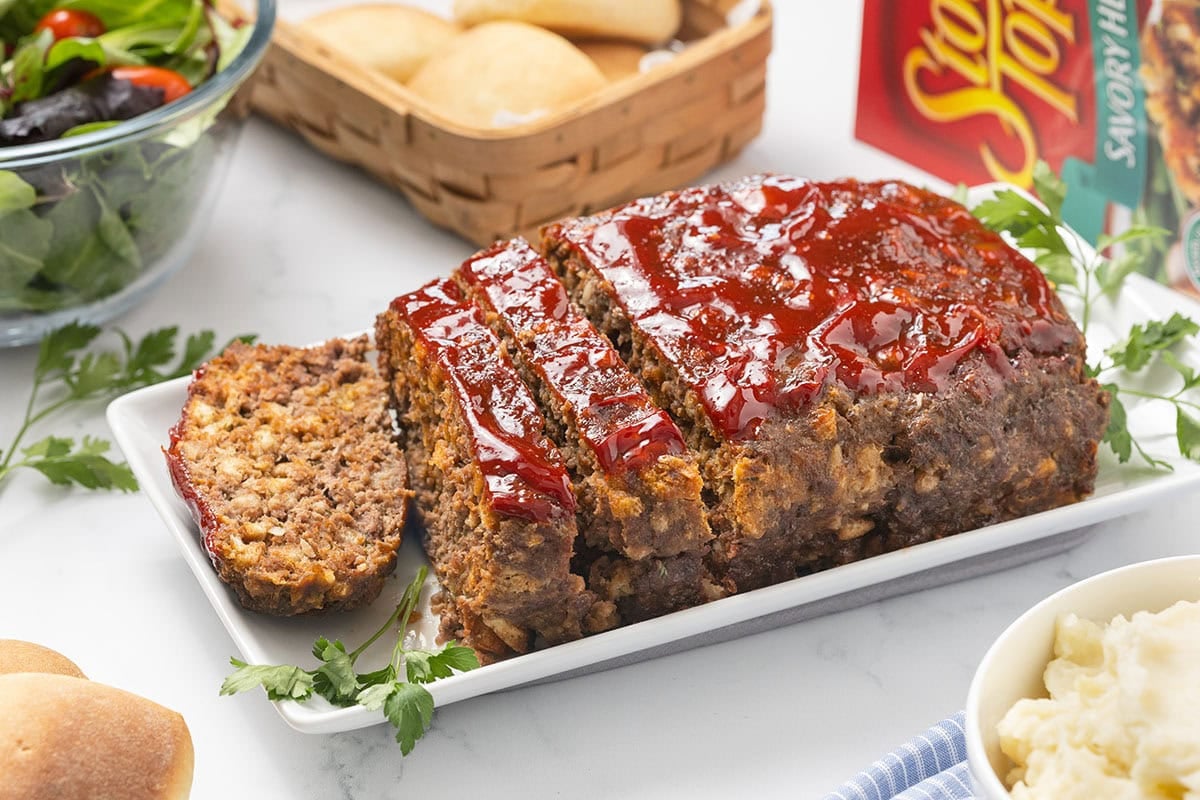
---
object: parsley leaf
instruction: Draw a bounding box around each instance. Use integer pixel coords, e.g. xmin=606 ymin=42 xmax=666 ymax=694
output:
xmin=356 ymin=681 xmax=397 ymax=711
xmin=406 ymin=644 xmax=481 ymax=684
xmin=221 ymin=660 xmax=315 ymax=702
xmin=1104 ymin=314 xmax=1200 ymax=374
xmin=69 ymin=350 xmax=124 ymax=399
xmin=35 ymin=321 xmax=101 ymax=380
xmin=171 ymin=330 xmax=218 ymax=379
xmin=430 ymin=644 xmax=481 ymax=675
xmin=1035 ymin=252 xmax=1078 ymax=289
xmin=220 ymin=568 xmax=479 ymax=756
xmin=22 ymin=435 xmax=138 ymax=491
xmin=1031 ymin=159 xmax=1066 ymax=219
xmin=1097 ymin=225 xmax=1174 ymax=254
xmin=122 ymin=326 xmax=179 ymax=381
xmin=1177 ymin=408 xmax=1200 ymax=461
xmin=384 ymin=682 xmax=436 ymax=756
xmin=1095 ymin=251 xmax=1144 ymax=296
xmin=1160 ymin=352 xmax=1200 ymax=392
xmin=354 ymin=677 xmax=439 ymax=754
xmin=973 ymin=189 xmax=1067 ymax=254
xmin=0 ymin=322 xmax=247 ymax=493
xmin=356 ymin=664 xmax=398 ymax=690
xmin=311 ymin=637 xmax=359 ymax=705
xmin=1101 ymin=384 xmax=1132 ymax=463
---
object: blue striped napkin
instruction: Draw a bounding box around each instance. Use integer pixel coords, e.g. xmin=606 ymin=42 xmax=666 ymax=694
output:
xmin=823 ymin=713 xmax=977 ymax=800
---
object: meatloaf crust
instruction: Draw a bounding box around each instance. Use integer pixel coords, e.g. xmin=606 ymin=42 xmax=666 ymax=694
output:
xmin=543 ymin=175 xmax=1110 ymax=592
xmin=375 ymin=278 xmax=614 ymax=660
xmin=164 ymin=337 xmax=408 ymax=615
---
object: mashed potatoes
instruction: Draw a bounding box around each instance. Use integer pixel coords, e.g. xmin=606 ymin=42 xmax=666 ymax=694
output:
xmin=998 ymin=600 xmax=1200 ymax=799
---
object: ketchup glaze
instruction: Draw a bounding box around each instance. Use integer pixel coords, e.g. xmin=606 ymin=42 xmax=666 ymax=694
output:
xmin=458 ymin=239 xmax=688 ymax=475
xmin=550 ymin=175 xmax=1079 ymax=441
xmin=392 ymin=278 xmax=576 ymax=522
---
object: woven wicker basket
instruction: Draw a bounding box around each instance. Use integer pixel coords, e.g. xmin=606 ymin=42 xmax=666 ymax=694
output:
xmin=249 ymin=1 xmax=773 ymax=246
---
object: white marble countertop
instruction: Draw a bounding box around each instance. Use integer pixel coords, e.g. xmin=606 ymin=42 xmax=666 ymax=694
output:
xmin=2 ymin=2 xmax=1199 ymax=798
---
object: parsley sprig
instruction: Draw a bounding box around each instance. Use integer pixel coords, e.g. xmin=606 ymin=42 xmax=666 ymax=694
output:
xmin=969 ymin=162 xmax=1200 ymax=468
xmin=0 ymin=322 xmax=240 ymax=492
xmin=221 ymin=567 xmax=480 ymax=755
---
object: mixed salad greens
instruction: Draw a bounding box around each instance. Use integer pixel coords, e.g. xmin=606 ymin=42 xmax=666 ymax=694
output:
xmin=0 ymin=0 xmax=254 ymax=316
xmin=1 ymin=0 xmax=251 ymax=143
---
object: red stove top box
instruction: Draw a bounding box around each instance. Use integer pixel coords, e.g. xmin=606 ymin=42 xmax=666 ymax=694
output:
xmin=856 ymin=0 xmax=1200 ymax=297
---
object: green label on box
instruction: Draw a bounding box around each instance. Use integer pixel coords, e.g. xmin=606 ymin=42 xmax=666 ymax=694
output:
xmin=1061 ymin=0 xmax=1149 ymax=245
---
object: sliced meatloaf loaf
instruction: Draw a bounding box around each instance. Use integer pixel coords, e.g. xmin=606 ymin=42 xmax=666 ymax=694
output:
xmin=543 ymin=175 xmax=1110 ymax=593
xmin=165 ymin=337 xmax=408 ymax=615
xmin=454 ymin=238 xmax=720 ymax=621
xmin=375 ymin=278 xmax=615 ymax=660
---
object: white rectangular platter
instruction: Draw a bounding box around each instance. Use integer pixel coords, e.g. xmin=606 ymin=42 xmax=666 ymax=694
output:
xmin=107 ymin=187 xmax=1200 ymax=735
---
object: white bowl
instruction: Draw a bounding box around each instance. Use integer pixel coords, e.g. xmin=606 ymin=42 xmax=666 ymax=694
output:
xmin=965 ymin=555 xmax=1200 ymax=799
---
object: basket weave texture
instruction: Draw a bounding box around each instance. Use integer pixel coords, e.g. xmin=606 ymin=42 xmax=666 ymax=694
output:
xmin=249 ymin=1 xmax=773 ymax=246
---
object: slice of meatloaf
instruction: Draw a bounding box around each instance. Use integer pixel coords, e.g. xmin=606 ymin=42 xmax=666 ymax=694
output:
xmin=543 ymin=175 xmax=1110 ymax=593
xmin=375 ymin=278 xmax=615 ymax=660
xmin=454 ymin=238 xmax=721 ymax=621
xmin=164 ymin=336 xmax=408 ymax=615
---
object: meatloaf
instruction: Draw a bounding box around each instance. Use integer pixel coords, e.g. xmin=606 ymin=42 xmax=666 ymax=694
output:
xmin=543 ymin=175 xmax=1110 ymax=593
xmin=375 ymin=278 xmax=616 ymax=660
xmin=164 ymin=337 xmax=408 ymax=615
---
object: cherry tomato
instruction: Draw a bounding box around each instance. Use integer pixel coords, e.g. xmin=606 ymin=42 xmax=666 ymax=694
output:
xmin=34 ymin=9 xmax=106 ymax=41
xmin=109 ymin=66 xmax=192 ymax=104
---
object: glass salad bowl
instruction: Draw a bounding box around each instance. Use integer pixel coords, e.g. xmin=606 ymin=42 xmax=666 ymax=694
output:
xmin=0 ymin=0 xmax=276 ymax=347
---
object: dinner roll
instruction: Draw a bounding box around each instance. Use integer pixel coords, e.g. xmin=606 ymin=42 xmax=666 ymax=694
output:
xmin=454 ymin=0 xmax=682 ymax=45
xmin=408 ymin=21 xmax=606 ymax=129
xmin=576 ymin=40 xmax=648 ymax=81
xmin=0 ymin=640 xmax=86 ymax=678
xmin=0 ymin=673 xmax=194 ymax=800
xmin=301 ymin=4 xmax=461 ymax=83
